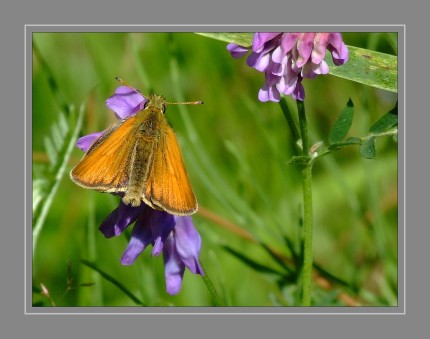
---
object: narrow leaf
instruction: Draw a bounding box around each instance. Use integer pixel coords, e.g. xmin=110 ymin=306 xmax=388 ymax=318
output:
xmin=33 ymin=105 xmax=85 ymax=256
xmin=58 ymin=112 xmax=69 ymax=136
xmin=360 ymin=136 xmax=376 ymax=159
xmin=32 ymin=178 xmax=48 ymax=212
xmin=43 ymin=136 xmax=57 ymax=166
xmin=51 ymin=120 xmax=64 ymax=150
xmin=195 ymin=33 xmax=253 ymax=47
xmin=328 ymin=98 xmax=355 ymax=145
xmin=259 ymin=242 xmax=294 ymax=274
xmin=81 ymin=260 xmax=145 ymax=306
xmin=313 ymin=263 xmax=357 ymax=292
xmin=369 ymin=102 xmax=398 ymax=134
xmin=326 ymin=46 xmax=397 ymax=93
xmin=222 ymin=245 xmax=284 ymax=276
xmin=283 ymin=236 xmax=300 ymax=267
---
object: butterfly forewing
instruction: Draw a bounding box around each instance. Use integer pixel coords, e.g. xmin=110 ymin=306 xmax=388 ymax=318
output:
xmin=144 ymin=124 xmax=197 ymax=215
xmin=70 ymin=117 xmax=139 ymax=191
xmin=70 ymin=88 xmax=200 ymax=216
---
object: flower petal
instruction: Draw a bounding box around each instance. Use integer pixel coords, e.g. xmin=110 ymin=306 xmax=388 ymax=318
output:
xmin=272 ymin=33 xmax=299 ymax=63
xmin=292 ymin=76 xmax=305 ymax=101
xmin=99 ymin=201 xmax=142 ymax=238
xmin=252 ymin=33 xmax=280 ymax=53
xmin=105 ymin=86 xmax=147 ymax=119
xmin=311 ymin=33 xmax=330 ymax=64
xmin=120 ymin=217 xmax=153 ymax=265
xmin=173 ymin=216 xmax=204 ymax=275
xmin=295 ymin=33 xmax=315 ymax=68
xmin=149 ymin=210 xmax=175 ymax=256
xmin=328 ymin=33 xmax=349 ymax=65
xmin=76 ymin=131 xmax=104 ymax=152
xmin=163 ymin=233 xmax=186 ymax=295
xmin=227 ymin=44 xmax=249 ymax=58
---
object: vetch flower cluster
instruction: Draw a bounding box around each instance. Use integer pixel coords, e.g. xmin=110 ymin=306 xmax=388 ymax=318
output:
xmin=75 ymin=86 xmax=204 ymax=295
xmin=227 ymin=33 xmax=349 ymax=102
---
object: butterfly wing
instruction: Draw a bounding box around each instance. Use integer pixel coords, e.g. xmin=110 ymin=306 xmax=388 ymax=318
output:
xmin=144 ymin=125 xmax=198 ymax=215
xmin=70 ymin=116 xmax=138 ymax=192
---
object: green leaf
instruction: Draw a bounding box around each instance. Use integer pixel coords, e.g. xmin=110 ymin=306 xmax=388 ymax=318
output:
xmin=259 ymin=242 xmax=294 ymax=274
xmin=360 ymin=136 xmax=376 ymax=159
xmin=328 ymin=98 xmax=355 ymax=145
xmin=32 ymin=105 xmax=85 ymax=256
xmin=196 ymin=33 xmax=253 ymax=47
xmin=43 ymin=136 xmax=57 ymax=167
xmin=222 ymin=245 xmax=284 ymax=276
xmin=369 ymin=102 xmax=398 ymax=134
xmin=283 ymin=236 xmax=301 ymax=267
xmin=327 ymin=46 xmax=397 ymax=93
xmin=32 ymin=178 xmax=48 ymax=212
xmin=80 ymin=260 xmax=145 ymax=306
xmin=313 ymin=263 xmax=357 ymax=292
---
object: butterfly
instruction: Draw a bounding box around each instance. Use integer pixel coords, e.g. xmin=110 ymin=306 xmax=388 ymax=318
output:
xmin=70 ymin=78 xmax=202 ymax=215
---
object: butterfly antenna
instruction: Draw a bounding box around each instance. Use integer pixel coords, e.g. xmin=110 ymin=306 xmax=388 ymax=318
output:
xmin=115 ymin=77 xmax=145 ymax=96
xmin=115 ymin=77 xmax=203 ymax=105
xmin=166 ymin=100 xmax=203 ymax=105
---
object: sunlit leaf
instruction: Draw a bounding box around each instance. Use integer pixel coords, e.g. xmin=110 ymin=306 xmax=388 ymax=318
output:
xmin=326 ymin=46 xmax=397 ymax=93
xmin=196 ymin=32 xmax=253 ymax=47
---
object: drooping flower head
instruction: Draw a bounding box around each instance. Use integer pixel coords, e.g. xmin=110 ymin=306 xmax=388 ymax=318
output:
xmin=75 ymin=86 xmax=204 ymax=295
xmin=227 ymin=33 xmax=349 ymax=102
xmin=99 ymin=201 xmax=204 ymax=295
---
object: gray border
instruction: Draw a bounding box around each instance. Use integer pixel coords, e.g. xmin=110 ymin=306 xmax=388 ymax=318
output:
xmin=2 ymin=0 xmax=426 ymax=337
xmin=26 ymin=25 xmax=404 ymax=315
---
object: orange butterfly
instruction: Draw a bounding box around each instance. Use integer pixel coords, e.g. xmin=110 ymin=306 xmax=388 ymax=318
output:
xmin=70 ymin=78 xmax=201 ymax=216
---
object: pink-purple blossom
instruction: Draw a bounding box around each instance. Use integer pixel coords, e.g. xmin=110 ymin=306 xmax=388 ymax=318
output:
xmin=75 ymin=86 xmax=204 ymax=295
xmin=227 ymin=33 xmax=349 ymax=102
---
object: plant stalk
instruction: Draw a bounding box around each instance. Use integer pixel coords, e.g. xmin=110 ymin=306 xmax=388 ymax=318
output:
xmin=297 ymin=100 xmax=314 ymax=306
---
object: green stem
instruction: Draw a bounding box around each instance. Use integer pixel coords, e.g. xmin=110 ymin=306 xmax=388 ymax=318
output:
xmin=297 ymin=100 xmax=309 ymax=154
xmin=279 ymin=98 xmax=301 ymax=154
xmin=297 ymin=100 xmax=314 ymax=306
xmin=200 ymin=264 xmax=222 ymax=306
xmin=301 ymin=162 xmax=314 ymax=306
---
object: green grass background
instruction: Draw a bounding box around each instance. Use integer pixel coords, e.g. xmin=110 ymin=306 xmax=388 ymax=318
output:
xmin=32 ymin=32 xmax=398 ymax=307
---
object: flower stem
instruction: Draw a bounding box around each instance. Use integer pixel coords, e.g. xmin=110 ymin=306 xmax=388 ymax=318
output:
xmin=297 ymin=100 xmax=309 ymax=154
xmin=296 ymin=100 xmax=314 ymax=306
xmin=200 ymin=264 xmax=222 ymax=306
xmin=301 ymin=162 xmax=314 ymax=306
xmin=279 ymin=98 xmax=301 ymax=154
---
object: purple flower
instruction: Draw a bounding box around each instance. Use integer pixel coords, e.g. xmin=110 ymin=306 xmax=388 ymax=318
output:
xmin=75 ymin=85 xmax=204 ymax=295
xmin=76 ymin=86 xmax=147 ymax=151
xmin=100 ymin=202 xmax=204 ymax=295
xmin=227 ymin=33 xmax=349 ymax=102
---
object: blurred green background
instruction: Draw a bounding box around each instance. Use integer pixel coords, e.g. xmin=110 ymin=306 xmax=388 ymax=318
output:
xmin=32 ymin=32 xmax=398 ymax=307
